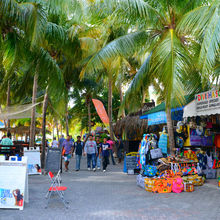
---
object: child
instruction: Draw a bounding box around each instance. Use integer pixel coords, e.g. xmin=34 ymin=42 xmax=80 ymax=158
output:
xmin=101 ymin=137 xmax=110 ymax=172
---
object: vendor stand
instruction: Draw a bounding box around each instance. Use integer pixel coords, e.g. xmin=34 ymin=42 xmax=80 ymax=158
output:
xmin=136 ymin=91 xmax=220 ymax=193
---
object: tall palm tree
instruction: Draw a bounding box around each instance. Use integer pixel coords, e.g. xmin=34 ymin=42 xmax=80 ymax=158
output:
xmin=79 ymin=0 xmax=215 ymax=153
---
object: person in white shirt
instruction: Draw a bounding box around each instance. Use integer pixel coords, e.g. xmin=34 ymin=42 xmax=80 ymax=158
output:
xmin=51 ymin=137 xmax=59 ymax=148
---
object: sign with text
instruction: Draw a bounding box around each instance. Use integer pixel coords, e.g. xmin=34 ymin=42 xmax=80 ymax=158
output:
xmin=195 ymin=90 xmax=220 ymax=112
xmin=24 ymin=147 xmax=41 ymax=175
xmin=45 ymin=148 xmax=62 ymax=173
xmin=0 ymin=156 xmax=28 ymax=210
xmin=148 ymin=111 xmax=167 ymax=125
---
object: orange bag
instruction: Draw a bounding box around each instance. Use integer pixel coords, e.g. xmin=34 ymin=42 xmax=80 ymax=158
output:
xmin=62 ymin=148 xmax=65 ymax=156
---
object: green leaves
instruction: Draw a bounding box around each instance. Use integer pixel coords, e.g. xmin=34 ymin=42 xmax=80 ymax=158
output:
xmin=119 ymin=53 xmax=152 ymax=115
xmin=151 ymin=29 xmax=192 ymax=108
xmin=177 ymin=1 xmax=220 ymax=76
xmin=80 ymin=31 xmax=149 ymax=78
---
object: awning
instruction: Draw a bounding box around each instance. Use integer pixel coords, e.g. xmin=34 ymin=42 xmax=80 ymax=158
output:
xmin=183 ymin=100 xmax=220 ymax=118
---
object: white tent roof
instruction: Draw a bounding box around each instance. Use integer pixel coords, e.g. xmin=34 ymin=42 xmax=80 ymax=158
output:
xmin=183 ymin=100 xmax=220 ymax=118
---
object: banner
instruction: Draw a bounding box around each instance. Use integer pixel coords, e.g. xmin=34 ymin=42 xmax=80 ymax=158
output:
xmin=0 ymin=156 xmax=28 ymax=210
xmin=148 ymin=111 xmax=167 ymax=125
xmin=195 ymin=90 xmax=220 ymax=112
xmin=92 ymin=99 xmax=109 ymax=125
xmin=24 ymin=147 xmax=41 ymax=175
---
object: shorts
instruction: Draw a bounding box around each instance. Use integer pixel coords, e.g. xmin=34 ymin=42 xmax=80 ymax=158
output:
xmin=64 ymin=154 xmax=71 ymax=162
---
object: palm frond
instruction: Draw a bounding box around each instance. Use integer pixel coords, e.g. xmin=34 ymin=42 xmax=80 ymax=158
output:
xmin=80 ymin=31 xmax=149 ymax=78
xmin=198 ymin=6 xmax=220 ymax=75
xmin=119 ymin=53 xmax=152 ymax=116
xmin=45 ymin=22 xmax=67 ymax=46
xmin=151 ymin=29 xmax=193 ymax=108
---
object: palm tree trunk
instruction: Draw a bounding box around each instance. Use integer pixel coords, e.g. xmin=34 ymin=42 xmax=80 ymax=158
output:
xmin=41 ymin=86 xmax=48 ymax=169
xmin=56 ymin=120 xmax=59 ymax=140
xmin=30 ymin=73 xmax=38 ymax=147
xmin=108 ymin=78 xmax=114 ymax=140
xmin=119 ymin=83 xmax=125 ymax=118
xmin=166 ymin=106 xmax=175 ymax=154
xmin=65 ymin=102 xmax=69 ymax=136
xmin=7 ymin=81 xmax=10 ymax=131
xmin=52 ymin=122 xmax=55 ymax=139
xmin=87 ymin=97 xmax=91 ymax=134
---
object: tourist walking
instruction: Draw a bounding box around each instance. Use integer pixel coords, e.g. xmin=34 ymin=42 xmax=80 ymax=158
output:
xmin=59 ymin=135 xmax=65 ymax=149
xmin=107 ymin=137 xmax=116 ymax=165
xmin=116 ymin=135 xmax=123 ymax=163
xmin=101 ymin=137 xmax=110 ymax=172
xmin=51 ymin=137 xmax=59 ymax=148
xmin=62 ymin=135 xmax=74 ymax=172
xmin=96 ymin=136 xmax=102 ymax=170
xmin=84 ymin=135 xmax=97 ymax=171
xmin=74 ymin=136 xmax=84 ymax=171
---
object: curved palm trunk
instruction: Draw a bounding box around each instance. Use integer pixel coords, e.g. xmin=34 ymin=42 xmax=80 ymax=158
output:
xmin=166 ymin=106 xmax=175 ymax=155
xmin=87 ymin=97 xmax=91 ymax=134
xmin=7 ymin=81 xmax=10 ymax=131
xmin=65 ymin=102 xmax=69 ymax=136
xmin=30 ymin=73 xmax=38 ymax=147
xmin=41 ymin=86 xmax=48 ymax=169
xmin=108 ymin=78 xmax=114 ymax=140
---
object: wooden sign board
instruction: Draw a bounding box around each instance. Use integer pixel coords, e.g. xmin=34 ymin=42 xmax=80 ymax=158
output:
xmin=0 ymin=156 xmax=28 ymax=210
xmin=45 ymin=148 xmax=61 ymax=173
xmin=24 ymin=147 xmax=41 ymax=175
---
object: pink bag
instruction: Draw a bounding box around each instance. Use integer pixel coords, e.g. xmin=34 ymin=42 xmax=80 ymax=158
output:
xmin=172 ymin=178 xmax=184 ymax=193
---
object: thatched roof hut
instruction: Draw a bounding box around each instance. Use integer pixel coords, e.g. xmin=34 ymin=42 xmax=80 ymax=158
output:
xmin=0 ymin=126 xmax=51 ymax=135
xmin=114 ymin=101 xmax=156 ymax=141
xmin=114 ymin=115 xmax=148 ymax=141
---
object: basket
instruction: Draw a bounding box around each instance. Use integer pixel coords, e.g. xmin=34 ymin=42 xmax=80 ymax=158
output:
xmin=184 ymin=182 xmax=194 ymax=192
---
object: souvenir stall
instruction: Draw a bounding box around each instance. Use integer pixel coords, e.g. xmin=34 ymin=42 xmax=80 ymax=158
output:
xmin=136 ymin=132 xmax=204 ymax=194
xmin=136 ymin=90 xmax=220 ymax=194
xmin=182 ymin=90 xmax=220 ymax=179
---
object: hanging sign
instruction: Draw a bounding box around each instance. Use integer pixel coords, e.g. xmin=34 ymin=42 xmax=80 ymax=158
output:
xmin=92 ymin=99 xmax=109 ymax=125
xmin=148 ymin=111 xmax=167 ymax=125
xmin=0 ymin=156 xmax=28 ymax=210
xmin=24 ymin=147 xmax=41 ymax=175
xmin=195 ymin=90 xmax=220 ymax=112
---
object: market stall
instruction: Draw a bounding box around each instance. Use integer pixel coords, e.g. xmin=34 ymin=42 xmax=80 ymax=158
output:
xmin=134 ymin=90 xmax=220 ymax=193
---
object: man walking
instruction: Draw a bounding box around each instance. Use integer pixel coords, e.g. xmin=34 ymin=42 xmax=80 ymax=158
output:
xmin=96 ymin=136 xmax=102 ymax=170
xmin=84 ymin=135 xmax=97 ymax=171
xmin=62 ymin=135 xmax=74 ymax=172
xmin=101 ymin=137 xmax=110 ymax=172
xmin=74 ymin=136 xmax=84 ymax=171
xmin=59 ymin=135 xmax=65 ymax=149
xmin=107 ymin=137 xmax=116 ymax=165
xmin=116 ymin=135 xmax=123 ymax=163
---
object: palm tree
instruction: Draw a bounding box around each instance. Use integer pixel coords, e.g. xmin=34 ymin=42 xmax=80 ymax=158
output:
xmin=80 ymin=0 xmax=216 ymax=153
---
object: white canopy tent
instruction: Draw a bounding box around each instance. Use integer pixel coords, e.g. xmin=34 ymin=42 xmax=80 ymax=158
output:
xmin=183 ymin=100 xmax=220 ymax=118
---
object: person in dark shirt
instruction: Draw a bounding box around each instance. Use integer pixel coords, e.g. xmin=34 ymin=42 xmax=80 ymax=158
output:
xmin=101 ymin=137 xmax=110 ymax=172
xmin=74 ymin=136 xmax=84 ymax=171
xmin=96 ymin=136 xmax=102 ymax=170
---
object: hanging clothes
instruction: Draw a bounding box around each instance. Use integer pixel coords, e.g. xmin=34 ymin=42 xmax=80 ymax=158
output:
xmin=206 ymin=153 xmax=213 ymax=169
xmin=158 ymin=133 xmax=168 ymax=154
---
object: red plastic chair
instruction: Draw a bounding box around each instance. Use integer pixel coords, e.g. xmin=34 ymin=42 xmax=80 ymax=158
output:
xmin=45 ymin=171 xmax=68 ymax=209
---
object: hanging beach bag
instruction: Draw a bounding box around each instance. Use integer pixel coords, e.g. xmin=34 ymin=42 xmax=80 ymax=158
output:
xmin=150 ymin=148 xmax=163 ymax=159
